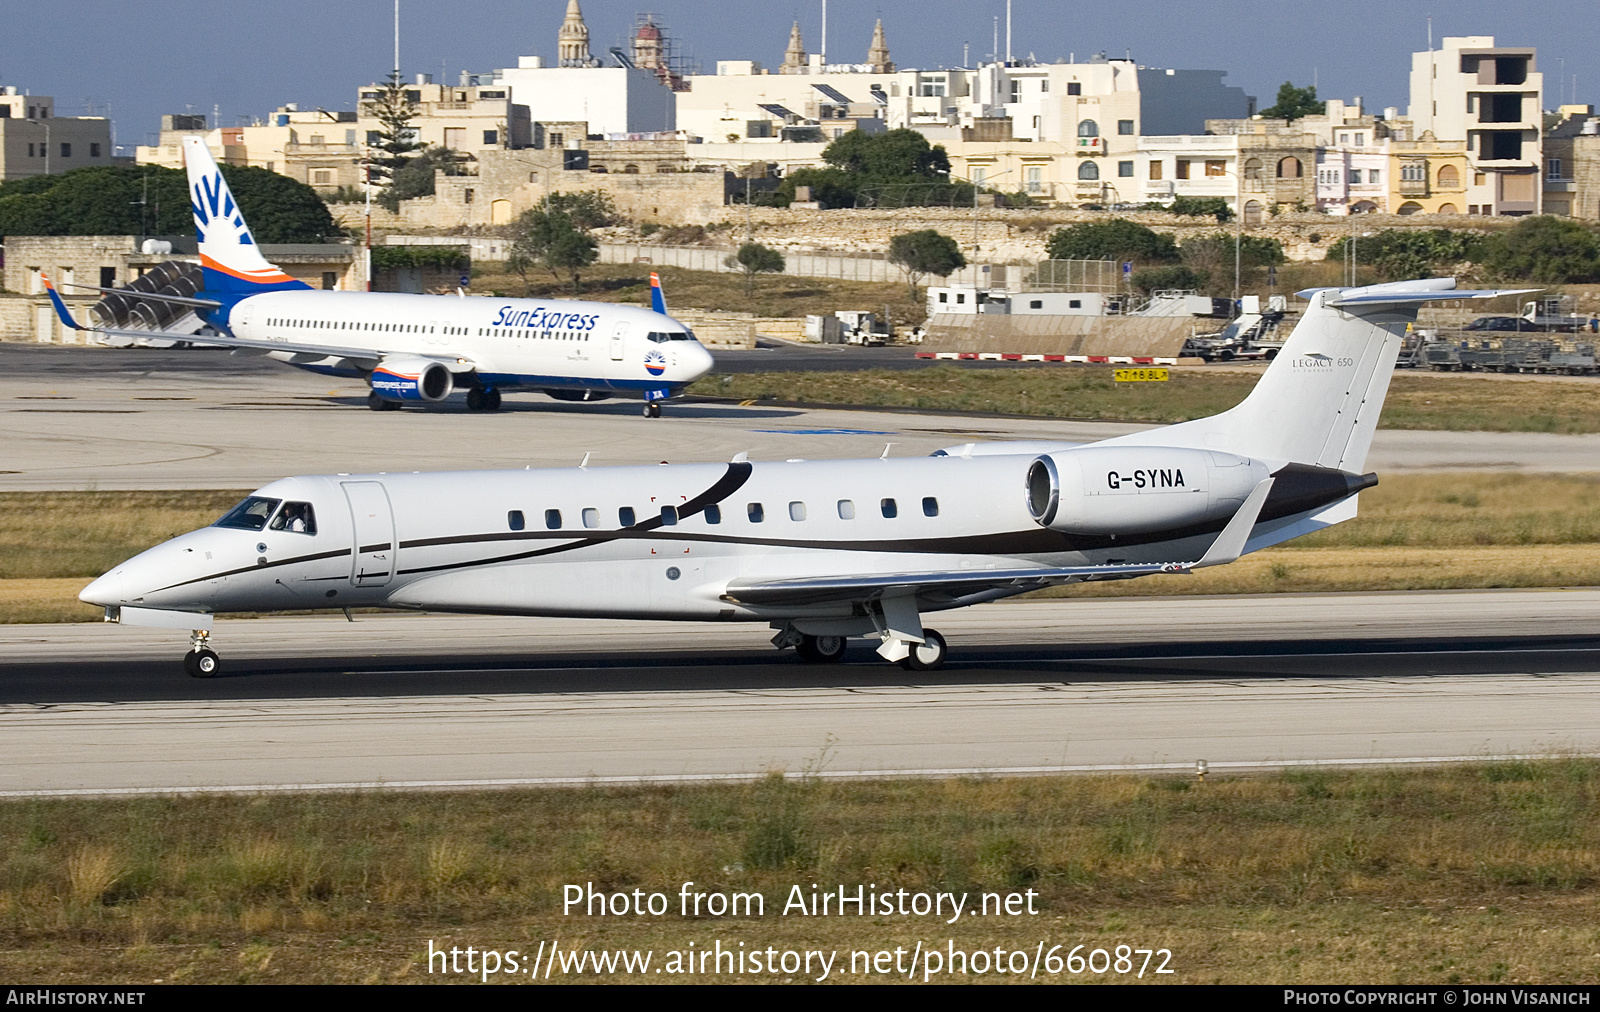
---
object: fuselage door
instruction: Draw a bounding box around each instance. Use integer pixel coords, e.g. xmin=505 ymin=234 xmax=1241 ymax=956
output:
xmin=342 ymin=481 xmax=396 ymax=587
xmin=610 ymin=321 xmax=627 ymax=361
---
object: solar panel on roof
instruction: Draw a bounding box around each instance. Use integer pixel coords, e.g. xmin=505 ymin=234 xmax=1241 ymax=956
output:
xmin=812 ymin=84 xmax=852 ymax=105
xmin=758 ymin=103 xmax=796 ymax=119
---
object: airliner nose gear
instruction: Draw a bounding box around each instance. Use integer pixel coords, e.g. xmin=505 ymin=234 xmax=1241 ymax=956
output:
xmin=184 ymin=628 xmax=219 ymax=678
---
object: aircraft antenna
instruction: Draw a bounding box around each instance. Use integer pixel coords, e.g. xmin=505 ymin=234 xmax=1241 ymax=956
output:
xmin=580 ymin=452 xmax=591 ymax=468
xmin=880 ymin=443 xmax=896 ymax=458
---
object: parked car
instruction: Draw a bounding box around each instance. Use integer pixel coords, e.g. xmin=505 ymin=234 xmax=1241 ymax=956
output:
xmin=1462 ymin=316 xmax=1541 ymax=332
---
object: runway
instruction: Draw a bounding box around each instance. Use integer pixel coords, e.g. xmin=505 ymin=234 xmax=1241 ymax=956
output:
xmin=5 ymin=344 xmax=1600 ymax=490
xmin=3 ymin=591 xmax=1597 ymax=795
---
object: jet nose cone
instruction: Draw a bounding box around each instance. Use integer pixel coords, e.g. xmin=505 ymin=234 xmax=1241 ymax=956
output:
xmin=688 ymin=343 xmax=715 ymax=381
xmin=80 ymin=570 xmax=125 ymax=608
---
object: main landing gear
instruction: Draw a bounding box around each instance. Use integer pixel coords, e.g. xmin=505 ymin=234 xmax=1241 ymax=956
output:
xmin=467 ymin=386 xmax=502 ymax=411
xmin=642 ymin=402 xmax=662 ymax=418
xmin=184 ymin=629 xmax=220 ymax=678
xmin=774 ymin=624 xmax=949 ymax=671
xmin=366 ymin=392 xmax=402 ymax=411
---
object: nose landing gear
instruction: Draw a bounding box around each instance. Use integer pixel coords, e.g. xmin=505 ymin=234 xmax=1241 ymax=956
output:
xmin=184 ymin=629 xmax=220 ymax=678
xmin=642 ymin=402 xmax=662 ymax=418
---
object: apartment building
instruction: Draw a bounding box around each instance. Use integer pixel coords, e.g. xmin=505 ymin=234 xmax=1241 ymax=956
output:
xmin=1409 ymin=36 xmax=1542 ymax=215
xmin=0 ymin=88 xmax=114 ymax=181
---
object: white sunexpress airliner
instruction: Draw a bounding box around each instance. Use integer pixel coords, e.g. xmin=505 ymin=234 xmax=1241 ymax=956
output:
xmin=45 ymin=135 xmax=713 ymax=417
xmin=81 ymin=278 xmax=1531 ymax=677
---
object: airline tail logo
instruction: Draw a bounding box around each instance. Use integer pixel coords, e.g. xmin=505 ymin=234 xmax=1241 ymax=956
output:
xmin=181 ymin=136 xmax=306 ymax=292
xmin=649 ymin=272 xmax=668 ymax=315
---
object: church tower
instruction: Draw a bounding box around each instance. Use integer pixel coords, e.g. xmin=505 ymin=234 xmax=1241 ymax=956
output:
xmin=557 ymin=0 xmax=593 ymax=67
xmin=780 ymin=21 xmax=806 ymax=75
xmin=866 ymin=19 xmax=895 ymax=74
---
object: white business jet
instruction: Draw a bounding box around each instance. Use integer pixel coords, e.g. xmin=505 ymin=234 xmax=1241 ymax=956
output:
xmin=44 ymin=135 xmax=713 ymax=417
xmin=81 ymin=278 xmax=1531 ymax=677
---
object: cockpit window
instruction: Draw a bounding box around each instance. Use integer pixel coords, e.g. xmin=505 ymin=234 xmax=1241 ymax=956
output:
xmin=269 ymin=501 xmax=318 ymax=535
xmin=214 ymin=497 xmax=282 ymax=531
xmin=646 ymin=330 xmax=698 ymax=343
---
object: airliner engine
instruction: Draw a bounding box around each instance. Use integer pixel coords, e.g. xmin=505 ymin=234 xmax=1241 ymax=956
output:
xmin=1026 ymin=447 xmax=1271 ymax=534
xmin=368 ymin=356 xmax=455 ymax=403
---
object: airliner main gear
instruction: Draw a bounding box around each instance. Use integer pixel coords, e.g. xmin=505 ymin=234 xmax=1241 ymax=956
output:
xmin=466 ymin=386 xmax=502 ymax=411
xmin=900 ymin=629 xmax=947 ymax=671
xmin=795 ymin=634 xmax=847 ymax=664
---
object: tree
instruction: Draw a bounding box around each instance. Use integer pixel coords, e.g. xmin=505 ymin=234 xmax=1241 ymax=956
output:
xmin=0 ymin=164 xmax=336 ymax=241
xmin=1131 ymin=265 xmax=1207 ymax=295
xmin=1045 ymin=219 xmax=1180 ymax=264
xmin=1259 ymin=82 xmax=1323 ymax=122
xmin=507 ymin=195 xmax=605 ymax=294
xmin=1167 ymin=196 xmax=1233 ymax=223
xmin=1179 ymin=232 xmax=1286 ymax=289
xmin=537 ymin=190 xmax=618 ymax=232
xmin=363 ymin=71 xmax=423 ymax=187
xmin=888 ymin=229 xmax=966 ymax=297
xmin=724 ymin=242 xmax=786 ymax=295
xmin=773 ymin=129 xmax=966 ymax=208
xmin=1324 ymin=228 xmax=1488 ymax=281
xmin=378 ymin=146 xmax=462 ymax=211
xmin=1479 ymin=216 xmax=1600 ymax=283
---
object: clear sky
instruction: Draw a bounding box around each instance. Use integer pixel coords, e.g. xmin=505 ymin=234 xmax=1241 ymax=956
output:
xmin=7 ymin=1 xmax=1596 ymax=152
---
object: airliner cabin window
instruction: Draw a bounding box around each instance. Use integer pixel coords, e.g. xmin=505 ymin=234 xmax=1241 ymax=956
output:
xmin=268 ymin=501 xmax=317 ymax=534
xmin=618 ymin=507 xmax=636 ymax=527
xmin=789 ymin=501 xmax=807 ymax=521
xmin=660 ymin=506 xmax=678 ymax=525
xmin=545 ymin=509 xmax=563 ymax=530
xmin=582 ymin=508 xmax=599 ymax=529
xmin=508 ymin=510 xmax=525 ymax=531
xmin=923 ymin=497 xmax=940 ymax=517
xmin=880 ymin=498 xmax=898 ymax=518
xmin=747 ymin=502 xmax=765 ymax=523
xmin=213 ymin=497 xmax=281 ymax=531
xmin=704 ymin=504 xmax=722 ymax=524
xmin=837 ymin=500 xmax=855 ymax=519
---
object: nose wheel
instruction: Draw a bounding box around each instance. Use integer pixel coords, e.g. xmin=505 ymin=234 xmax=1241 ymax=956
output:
xmin=184 ymin=629 xmax=220 ymax=678
xmin=643 ymin=402 xmax=662 ymax=418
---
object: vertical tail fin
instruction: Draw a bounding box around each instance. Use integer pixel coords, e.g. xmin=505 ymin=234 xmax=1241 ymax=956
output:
xmin=1101 ymin=279 xmax=1538 ymax=471
xmin=181 ymin=136 xmax=309 ymax=294
xmin=649 ymin=271 xmax=668 ymax=314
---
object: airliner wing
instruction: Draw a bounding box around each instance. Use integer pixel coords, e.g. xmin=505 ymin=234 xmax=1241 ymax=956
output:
xmin=721 ymin=561 xmax=1185 ymax=607
xmin=721 ymin=477 xmax=1276 ymax=607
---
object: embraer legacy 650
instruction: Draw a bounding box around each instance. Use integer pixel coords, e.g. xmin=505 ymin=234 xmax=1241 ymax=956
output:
xmin=44 ymin=135 xmax=712 ymax=417
xmin=81 ymin=278 xmax=1531 ymax=676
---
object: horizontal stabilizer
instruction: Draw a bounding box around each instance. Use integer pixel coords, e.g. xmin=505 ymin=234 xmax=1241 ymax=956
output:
xmin=59 ymin=281 xmax=222 ymax=310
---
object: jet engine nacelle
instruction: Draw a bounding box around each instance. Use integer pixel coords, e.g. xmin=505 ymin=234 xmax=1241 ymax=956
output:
xmin=369 ymin=356 xmax=454 ymax=403
xmin=1026 ymin=446 xmax=1270 ymax=535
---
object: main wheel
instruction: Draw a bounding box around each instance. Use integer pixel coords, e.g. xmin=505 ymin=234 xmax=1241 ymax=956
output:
xmin=902 ymin=629 xmax=948 ymax=671
xmin=466 ymin=387 xmax=485 ymax=410
xmin=795 ymin=634 xmax=847 ymax=664
xmin=367 ymin=391 xmax=388 ymax=411
xmin=184 ymin=648 xmax=220 ymax=678
xmin=484 ymin=387 xmax=502 ymax=411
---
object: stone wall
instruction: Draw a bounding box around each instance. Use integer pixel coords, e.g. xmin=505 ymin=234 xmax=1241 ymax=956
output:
xmin=922 ymin=313 xmax=1193 ymax=358
xmin=666 ymin=308 xmax=756 ymax=349
xmin=688 ymin=205 xmax=1517 ymax=264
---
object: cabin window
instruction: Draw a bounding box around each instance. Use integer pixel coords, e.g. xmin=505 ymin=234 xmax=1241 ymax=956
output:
xmin=881 ymin=498 xmax=898 ymax=518
xmin=545 ymin=509 xmax=562 ymax=529
xmin=837 ymin=500 xmax=855 ymax=519
xmin=922 ymin=496 xmax=940 ymax=517
xmin=213 ymin=496 xmax=281 ymax=532
xmin=619 ymin=506 xmax=636 ymax=526
xmin=268 ymin=501 xmax=317 ymax=535
xmin=660 ymin=505 xmax=678 ymax=525
xmin=704 ymin=504 xmax=722 ymax=524
xmin=789 ymin=501 xmax=807 ymax=521
xmin=747 ymin=502 xmax=765 ymax=523
xmin=582 ymin=507 xmax=599 ymax=528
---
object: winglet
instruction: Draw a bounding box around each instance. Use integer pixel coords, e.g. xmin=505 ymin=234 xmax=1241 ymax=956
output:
xmin=40 ymin=273 xmax=89 ymax=331
xmin=1193 ymin=477 xmax=1275 ymax=569
xmin=649 ymin=271 xmax=668 ymax=314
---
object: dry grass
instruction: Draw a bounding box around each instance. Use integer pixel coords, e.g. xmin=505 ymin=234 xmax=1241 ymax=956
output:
xmin=0 ymin=491 xmax=250 ymax=581
xmin=471 ymin=262 xmax=930 ymax=325
xmin=693 ymin=367 xmax=1600 ymax=434
xmin=3 ymin=763 xmax=1600 ymax=982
